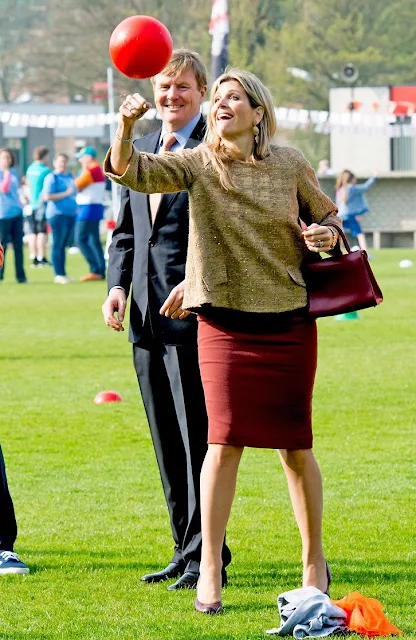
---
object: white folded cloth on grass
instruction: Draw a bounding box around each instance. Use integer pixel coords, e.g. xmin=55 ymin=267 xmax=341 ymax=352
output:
xmin=266 ymin=586 xmax=347 ymax=638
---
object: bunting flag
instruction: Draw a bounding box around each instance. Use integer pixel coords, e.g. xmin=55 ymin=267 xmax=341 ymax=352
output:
xmin=209 ymin=0 xmax=229 ymax=85
xmin=1 ymin=106 xmax=416 ymax=137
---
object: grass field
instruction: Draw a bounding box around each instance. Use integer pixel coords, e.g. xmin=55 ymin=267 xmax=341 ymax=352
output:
xmin=0 ymin=248 xmax=415 ymax=640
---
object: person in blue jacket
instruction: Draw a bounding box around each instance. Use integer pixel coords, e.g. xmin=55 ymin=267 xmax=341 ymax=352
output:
xmin=335 ymin=170 xmax=377 ymax=251
xmin=0 ymin=148 xmax=27 ymax=283
xmin=43 ymin=153 xmax=78 ymax=284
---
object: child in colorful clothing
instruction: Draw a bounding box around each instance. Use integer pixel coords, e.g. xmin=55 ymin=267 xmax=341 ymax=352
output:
xmin=74 ymin=146 xmax=106 ymax=281
xmin=335 ymin=170 xmax=377 ymax=252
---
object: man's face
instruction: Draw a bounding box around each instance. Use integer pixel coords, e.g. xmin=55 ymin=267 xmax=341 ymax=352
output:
xmin=54 ymin=155 xmax=68 ymax=173
xmin=79 ymin=154 xmax=93 ymax=169
xmin=153 ymin=69 xmax=207 ymax=131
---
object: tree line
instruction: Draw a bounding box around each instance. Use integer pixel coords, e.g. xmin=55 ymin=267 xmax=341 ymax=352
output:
xmin=1 ymin=0 xmax=414 ymax=164
xmin=1 ymin=0 xmax=414 ymax=106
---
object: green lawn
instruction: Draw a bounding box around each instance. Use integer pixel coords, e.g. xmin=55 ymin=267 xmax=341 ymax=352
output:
xmin=0 ymin=249 xmax=415 ymax=639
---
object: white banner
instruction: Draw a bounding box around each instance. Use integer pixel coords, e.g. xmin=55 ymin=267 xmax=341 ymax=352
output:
xmin=1 ymin=105 xmax=416 ymax=137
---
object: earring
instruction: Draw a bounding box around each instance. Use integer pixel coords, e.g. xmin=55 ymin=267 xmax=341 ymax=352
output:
xmin=253 ymin=124 xmax=260 ymax=144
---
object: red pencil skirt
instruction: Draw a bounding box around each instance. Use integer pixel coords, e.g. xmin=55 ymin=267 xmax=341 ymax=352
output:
xmin=197 ymin=313 xmax=318 ymax=450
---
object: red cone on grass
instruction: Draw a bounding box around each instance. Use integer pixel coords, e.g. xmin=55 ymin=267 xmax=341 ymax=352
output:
xmin=94 ymin=391 xmax=123 ymax=404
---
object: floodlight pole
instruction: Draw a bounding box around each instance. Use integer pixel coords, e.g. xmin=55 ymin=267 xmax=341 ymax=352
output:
xmin=106 ymin=66 xmax=119 ymax=221
xmin=105 ymin=66 xmax=119 ymax=259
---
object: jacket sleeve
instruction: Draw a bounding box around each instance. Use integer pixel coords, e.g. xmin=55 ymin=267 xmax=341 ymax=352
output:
xmin=293 ymin=151 xmax=342 ymax=230
xmin=75 ymin=169 xmax=93 ymax=192
xmin=0 ymin=171 xmax=11 ymax=194
xmin=42 ymin=172 xmax=55 ymax=196
xmin=103 ymin=146 xmax=203 ymax=195
xmin=349 ymin=176 xmax=376 ymax=194
xmin=107 ymin=186 xmax=134 ymax=295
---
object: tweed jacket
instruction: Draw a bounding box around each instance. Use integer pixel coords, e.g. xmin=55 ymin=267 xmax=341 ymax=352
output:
xmin=104 ymin=144 xmax=341 ymax=314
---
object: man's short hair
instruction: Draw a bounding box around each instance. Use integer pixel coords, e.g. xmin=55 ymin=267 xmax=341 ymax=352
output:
xmin=151 ymin=49 xmax=208 ymax=90
xmin=33 ymin=146 xmax=50 ymax=162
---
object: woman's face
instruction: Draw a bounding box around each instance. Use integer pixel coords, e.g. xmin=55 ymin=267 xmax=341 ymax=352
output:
xmin=54 ymin=155 xmax=68 ymax=173
xmin=0 ymin=151 xmax=12 ymax=171
xmin=211 ymin=80 xmax=262 ymax=141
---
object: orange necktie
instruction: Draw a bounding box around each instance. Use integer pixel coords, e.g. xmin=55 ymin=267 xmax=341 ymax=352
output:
xmin=149 ymin=133 xmax=177 ymax=224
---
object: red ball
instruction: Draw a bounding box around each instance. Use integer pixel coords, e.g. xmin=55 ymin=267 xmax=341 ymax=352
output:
xmin=109 ymin=15 xmax=173 ymax=79
xmin=94 ymin=390 xmax=123 ymax=404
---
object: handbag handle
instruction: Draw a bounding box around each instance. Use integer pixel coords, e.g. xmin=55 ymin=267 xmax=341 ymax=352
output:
xmin=327 ymin=225 xmax=351 ymax=254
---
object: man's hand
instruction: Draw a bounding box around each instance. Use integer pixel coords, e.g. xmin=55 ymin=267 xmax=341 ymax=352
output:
xmin=102 ymin=288 xmax=127 ymax=332
xmin=159 ymin=281 xmax=190 ymax=320
xmin=0 ymin=243 xmax=4 ymax=269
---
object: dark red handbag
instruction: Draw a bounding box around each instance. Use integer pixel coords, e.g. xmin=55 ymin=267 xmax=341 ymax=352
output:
xmin=303 ymin=228 xmax=383 ymax=318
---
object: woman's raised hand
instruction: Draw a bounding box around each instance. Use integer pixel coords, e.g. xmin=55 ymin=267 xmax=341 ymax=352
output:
xmin=119 ymin=93 xmax=152 ymax=123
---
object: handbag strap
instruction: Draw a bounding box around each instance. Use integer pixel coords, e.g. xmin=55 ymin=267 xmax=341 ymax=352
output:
xmin=327 ymin=225 xmax=351 ymax=253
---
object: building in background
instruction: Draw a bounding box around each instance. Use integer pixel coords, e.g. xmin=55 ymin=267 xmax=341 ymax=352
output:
xmin=0 ymin=103 xmax=107 ymax=173
xmin=329 ymin=85 xmax=416 ymax=174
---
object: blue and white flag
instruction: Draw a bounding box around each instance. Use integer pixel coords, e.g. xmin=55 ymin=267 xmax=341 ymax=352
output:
xmin=209 ymin=0 xmax=229 ymax=85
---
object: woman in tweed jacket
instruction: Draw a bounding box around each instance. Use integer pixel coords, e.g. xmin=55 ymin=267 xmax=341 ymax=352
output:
xmin=105 ymin=68 xmax=342 ymax=614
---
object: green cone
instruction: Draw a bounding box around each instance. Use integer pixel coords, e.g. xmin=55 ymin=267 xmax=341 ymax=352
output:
xmin=334 ymin=311 xmax=360 ymax=321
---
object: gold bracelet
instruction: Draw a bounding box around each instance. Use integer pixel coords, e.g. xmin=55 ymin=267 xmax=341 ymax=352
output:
xmin=115 ymin=132 xmax=134 ymax=143
xmin=328 ymin=227 xmax=338 ymax=250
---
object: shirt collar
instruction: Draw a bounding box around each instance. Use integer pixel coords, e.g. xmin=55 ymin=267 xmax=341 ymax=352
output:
xmin=159 ymin=112 xmax=202 ymax=150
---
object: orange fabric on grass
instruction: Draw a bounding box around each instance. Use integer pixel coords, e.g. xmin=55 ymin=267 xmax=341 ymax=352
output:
xmin=332 ymin=592 xmax=403 ymax=636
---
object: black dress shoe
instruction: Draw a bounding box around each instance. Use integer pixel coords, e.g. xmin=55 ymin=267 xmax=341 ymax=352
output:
xmin=167 ymin=570 xmax=199 ymax=590
xmin=168 ymin=568 xmax=228 ymax=591
xmin=141 ymin=562 xmax=183 ymax=583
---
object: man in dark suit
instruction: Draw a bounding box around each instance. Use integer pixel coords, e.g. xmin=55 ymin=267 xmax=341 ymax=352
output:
xmin=0 ymin=242 xmax=29 ymax=575
xmin=102 ymin=50 xmax=230 ymax=590
xmin=0 ymin=445 xmax=29 ymax=574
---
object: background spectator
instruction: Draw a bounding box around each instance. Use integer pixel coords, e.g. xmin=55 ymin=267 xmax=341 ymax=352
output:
xmin=335 ymin=169 xmax=377 ymax=251
xmin=0 ymin=148 xmax=27 ymax=284
xmin=74 ymin=147 xmax=106 ymax=282
xmin=26 ymin=145 xmax=52 ymax=268
xmin=43 ymin=153 xmax=77 ymax=284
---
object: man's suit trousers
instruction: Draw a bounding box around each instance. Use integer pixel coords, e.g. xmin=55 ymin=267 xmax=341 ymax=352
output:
xmin=133 ymin=341 xmax=208 ymax=573
xmin=0 ymin=446 xmax=17 ymax=551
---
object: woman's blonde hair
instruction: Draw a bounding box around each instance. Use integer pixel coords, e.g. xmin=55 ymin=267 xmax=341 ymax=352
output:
xmin=205 ymin=68 xmax=277 ymax=190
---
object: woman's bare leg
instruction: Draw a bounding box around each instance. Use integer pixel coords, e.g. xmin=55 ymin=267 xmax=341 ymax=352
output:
xmin=357 ymin=232 xmax=367 ymax=251
xmin=197 ymin=443 xmax=244 ymax=604
xmin=279 ymin=448 xmax=327 ymax=591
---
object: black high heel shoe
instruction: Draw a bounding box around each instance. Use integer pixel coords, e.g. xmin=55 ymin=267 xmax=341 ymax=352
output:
xmin=324 ymin=561 xmax=332 ymax=596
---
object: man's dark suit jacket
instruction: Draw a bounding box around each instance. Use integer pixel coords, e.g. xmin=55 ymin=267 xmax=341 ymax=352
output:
xmin=107 ymin=115 xmax=206 ymax=347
